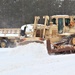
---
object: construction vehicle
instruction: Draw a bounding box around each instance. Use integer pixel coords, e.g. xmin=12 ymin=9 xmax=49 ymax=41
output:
xmin=24 ymin=15 xmax=75 ymax=54
xmin=20 ymin=15 xmax=75 ymax=54
xmin=16 ymin=15 xmax=75 ymax=54
xmin=46 ymin=15 xmax=75 ymax=54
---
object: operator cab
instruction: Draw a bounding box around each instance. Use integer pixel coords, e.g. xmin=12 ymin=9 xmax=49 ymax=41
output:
xmin=51 ymin=15 xmax=70 ymax=34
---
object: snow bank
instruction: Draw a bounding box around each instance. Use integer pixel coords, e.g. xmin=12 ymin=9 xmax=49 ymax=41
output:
xmin=11 ymin=42 xmax=48 ymax=58
xmin=0 ymin=42 xmax=75 ymax=75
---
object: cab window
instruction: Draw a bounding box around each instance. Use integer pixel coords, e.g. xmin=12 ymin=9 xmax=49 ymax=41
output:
xmin=65 ymin=18 xmax=70 ymax=26
xmin=52 ymin=18 xmax=56 ymax=24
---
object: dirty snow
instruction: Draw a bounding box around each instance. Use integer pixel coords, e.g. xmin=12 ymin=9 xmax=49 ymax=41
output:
xmin=0 ymin=42 xmax=75 ymax=75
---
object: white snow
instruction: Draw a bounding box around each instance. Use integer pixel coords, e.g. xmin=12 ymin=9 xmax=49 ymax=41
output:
xmin=0 ymin=42 xmax=75 ymax=75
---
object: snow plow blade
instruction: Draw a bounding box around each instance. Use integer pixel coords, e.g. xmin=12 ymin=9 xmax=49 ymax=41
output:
xmin=46 ymin=39 xmax=75 ymax=54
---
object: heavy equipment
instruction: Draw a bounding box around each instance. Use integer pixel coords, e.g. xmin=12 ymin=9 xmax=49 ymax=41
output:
xmin=1 ymin=15 xmax=75 ymax=54
xmin=19 ymin=15 xmax=75 ymax=54
xmin=17 ymin=15 xmax=75 ymax=54
xmin=46 ymin=15 xmax=75 ymax=54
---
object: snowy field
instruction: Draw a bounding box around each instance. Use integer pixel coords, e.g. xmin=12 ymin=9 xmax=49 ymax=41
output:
xmin=0 ymin=42 xmax=75 ymax=75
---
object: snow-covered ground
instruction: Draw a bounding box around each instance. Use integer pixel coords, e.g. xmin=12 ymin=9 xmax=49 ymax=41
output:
xmin=0 ymin=42 xmax=75 ymax=75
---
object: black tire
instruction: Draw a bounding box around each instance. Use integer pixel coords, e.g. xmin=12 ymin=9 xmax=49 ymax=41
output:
xmin=0 ymin=40 xmax=8 ymax=48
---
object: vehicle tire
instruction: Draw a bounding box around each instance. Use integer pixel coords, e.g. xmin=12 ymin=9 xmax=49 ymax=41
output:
xmin=0 ymin=40 xmax=8 ymax=48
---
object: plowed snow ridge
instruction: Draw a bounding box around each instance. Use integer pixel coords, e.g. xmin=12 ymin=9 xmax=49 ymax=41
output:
xmin=0 ymin=42 xmax=75 ymax=75
xmin=11 ymin=42 xmax=48 ymax=58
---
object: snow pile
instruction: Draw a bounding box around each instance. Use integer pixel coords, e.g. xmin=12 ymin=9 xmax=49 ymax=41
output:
xmin=0 ymin=42 xmax=75 ymax=75
xmin=11 ymin=42 xmax=48 ymax=58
